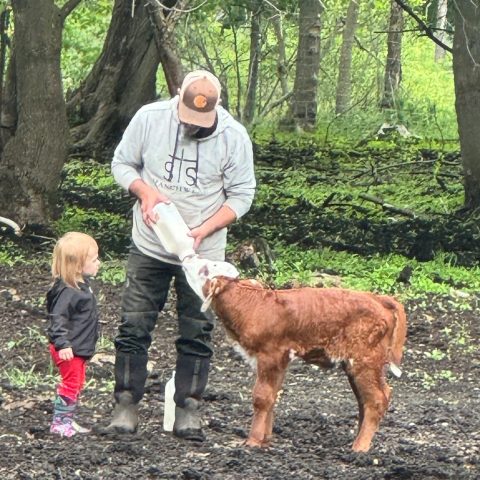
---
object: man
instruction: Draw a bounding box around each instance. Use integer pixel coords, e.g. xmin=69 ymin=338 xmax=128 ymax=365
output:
xmin=104 ymin=70 xmax=256 ymax=441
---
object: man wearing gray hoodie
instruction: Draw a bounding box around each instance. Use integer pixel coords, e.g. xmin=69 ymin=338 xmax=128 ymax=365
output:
xmin=104 ymin=70 xmax=256 ymax=441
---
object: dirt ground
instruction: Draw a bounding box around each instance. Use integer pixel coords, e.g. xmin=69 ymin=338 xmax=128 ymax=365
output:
xmin=0 ymin=261 xmax=479 ymax=480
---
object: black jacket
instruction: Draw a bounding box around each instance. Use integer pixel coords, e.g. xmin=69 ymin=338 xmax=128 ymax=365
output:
xmin=46 ymin=278 xmax=99 ymax=358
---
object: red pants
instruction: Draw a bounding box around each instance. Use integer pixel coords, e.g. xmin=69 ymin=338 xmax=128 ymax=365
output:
xmin=49 ymin=344 xmax=87 ymax=401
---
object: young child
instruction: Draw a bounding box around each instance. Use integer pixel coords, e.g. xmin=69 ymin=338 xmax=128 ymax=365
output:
xmin=46 ymin=232 xmax=101 ymax=437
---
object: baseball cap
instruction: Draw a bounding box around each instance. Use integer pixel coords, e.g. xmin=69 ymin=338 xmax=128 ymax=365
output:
xmin=178 ymin=70 xmax=221 ymax=128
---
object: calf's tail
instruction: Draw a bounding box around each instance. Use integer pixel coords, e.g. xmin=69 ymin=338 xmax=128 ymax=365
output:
xmin=376 ymin=296 xmax=407 ymax=376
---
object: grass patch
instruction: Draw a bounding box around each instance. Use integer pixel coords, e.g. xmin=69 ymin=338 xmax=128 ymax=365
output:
xmin=262 ymin=244 xmax=480 ymax=299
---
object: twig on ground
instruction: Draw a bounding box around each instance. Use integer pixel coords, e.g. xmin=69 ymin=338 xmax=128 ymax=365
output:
xmin=359 ymin=193 xmax=418 ymax=218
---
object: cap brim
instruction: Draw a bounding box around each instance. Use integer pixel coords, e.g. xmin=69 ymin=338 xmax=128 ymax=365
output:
xmin=178 ymin=102 xmax=216 ymax=128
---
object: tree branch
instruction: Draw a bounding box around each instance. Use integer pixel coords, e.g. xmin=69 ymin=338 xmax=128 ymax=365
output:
xmin=359 ymin=193 xmax=418 ymax=218
xmin=61 ymin=0 xmax=82 ymax=22
xmin=0 ymin=216 xmax=22 ymax=235
xmin=393 ymin=0 xmax=452 ymax=53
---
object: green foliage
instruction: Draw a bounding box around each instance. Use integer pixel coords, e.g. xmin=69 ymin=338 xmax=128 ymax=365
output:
xmin=57 ymin=0 xmax=461 ymax=142
xmin=442 ymin=321 xmax=478 ymax=353
xmin=62 ymin=0 xmax=112 ymax=92
xmin=4 ymin=365 xmax=56 ymax=389
xmin=54 ymin=206 xmax=130 ymax=254
xmin=419 ymin=370 xmax=457 ymax=390
xmin=0 ymin=240 xmax=25 ymax=266
xmin=55 ymin=158 xmax=131 ymax=254
xmin=97 ymin=258 xmax=126 ymax=286
xmin=60 ymin=159 xmax=132 ymax=216
xmin=425 ymin=348 xmax=446 ymax=361
xmin=96 ymin=334 xmax=114 ymax=352
xmin=258 ymin=244 xmax=480 ymax=299
xmin=63 ymin=159 xmax=117 ymax=191
xmin=7 ymin=326 xmax=47 ymax=351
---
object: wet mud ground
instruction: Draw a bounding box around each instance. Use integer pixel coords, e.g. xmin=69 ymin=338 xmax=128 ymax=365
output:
xmin=0 ymin=262 xmax=479 ymax=479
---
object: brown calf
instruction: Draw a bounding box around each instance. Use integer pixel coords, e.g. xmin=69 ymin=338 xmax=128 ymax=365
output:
xmin=202 ymin=276 xmax=407 ymax=452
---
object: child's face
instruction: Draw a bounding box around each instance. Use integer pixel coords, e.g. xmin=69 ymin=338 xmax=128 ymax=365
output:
xmin=83 ymin=247 xmax=100 ymax=277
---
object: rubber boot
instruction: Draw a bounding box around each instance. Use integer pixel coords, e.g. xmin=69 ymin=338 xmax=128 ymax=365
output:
xmin=173 ymin=398 xmax=205 ymax=441
xmin=173 ymin=354 xmax=210 ymax=441
xmin=103 ymin=391 xmax=139 ymax=433
xmin=50 ymin=395 xmax=90 ymax=437
xmin=100 ymin=352 xmax=148 ymax=434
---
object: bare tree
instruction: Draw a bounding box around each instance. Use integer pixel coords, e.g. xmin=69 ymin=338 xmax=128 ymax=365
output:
xmin=0 ymin=0 xmax=80 ymax=227
xmin=380 ymin=0 xmax=404 ymax=110
xmin=335 ymin=0 xmax=360 ymax=114
xmin=289 ymin=0 xmax=323 ymax=129
xmin=243 ymin=0 xmax=263 ymax=125
xmin=146 ymin=0 xmax=184 ymax=94
xmin=434 ymin=0 xmax=448 ymax=62
xmin=271 ymin=13 xmax=289 ymax=97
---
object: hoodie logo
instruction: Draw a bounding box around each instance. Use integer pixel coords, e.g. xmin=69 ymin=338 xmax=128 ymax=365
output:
xmin=164 ymin=147 xmax=199 ymax=187
xmin=163 ymin=125 xmax=200 ymax=188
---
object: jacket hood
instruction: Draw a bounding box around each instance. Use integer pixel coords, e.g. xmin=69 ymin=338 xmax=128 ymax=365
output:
xmin=46 ymin=278 xmax=68 ymax=311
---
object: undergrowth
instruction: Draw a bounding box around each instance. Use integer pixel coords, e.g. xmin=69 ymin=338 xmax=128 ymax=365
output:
xmin=1 ymin=138 xmax=478 ymax=304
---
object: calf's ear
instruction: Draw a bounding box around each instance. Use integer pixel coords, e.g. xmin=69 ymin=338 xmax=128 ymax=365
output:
xmin=201 ymin=278 xmax=219 ymax=312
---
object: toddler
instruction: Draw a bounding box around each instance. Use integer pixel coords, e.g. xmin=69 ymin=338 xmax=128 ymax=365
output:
xmin=46 ymin=232 xmax=100 ymax=437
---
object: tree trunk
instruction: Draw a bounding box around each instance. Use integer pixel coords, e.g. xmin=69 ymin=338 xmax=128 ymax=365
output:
xmin=380 ymin=0 xmax=404 ymax=109
xmin=289 ymin=0 xmax=323 ymax=129
xmin=434 ymin=0 xmax=448 ymax=62
xmin=67 ymin=0 xmax=161 ymax=160
xmin=452 ymin=1 xmax=480 ymax=210
xmin=271 ymin=14 xmax=289 ymax=97
xmin=0 ymin=48 xmax=16 ymax=152
xmin=0 ymin=0 xmax=69 ymax=226
xmin=243 ymin=0 xmax=262 ymax=125
xmin=146 ymin=0 xmax=184 ymax=95
xmin=335 ymin=0 xmax=360 ymax=114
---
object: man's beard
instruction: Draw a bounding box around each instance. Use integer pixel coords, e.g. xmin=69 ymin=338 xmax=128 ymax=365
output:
xmin=182 ymin=124 xmax=201 ymax=137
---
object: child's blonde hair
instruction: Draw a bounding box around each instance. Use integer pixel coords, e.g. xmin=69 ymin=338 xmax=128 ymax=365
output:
xmin=51 ymin=232 xmax=98 ymax=288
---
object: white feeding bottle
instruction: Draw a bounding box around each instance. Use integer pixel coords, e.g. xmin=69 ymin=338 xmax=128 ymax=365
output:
xmin=152 ymin=202 xmax=195 ymax=261
xmin=163 ymin=371 xmax=176 ymax=431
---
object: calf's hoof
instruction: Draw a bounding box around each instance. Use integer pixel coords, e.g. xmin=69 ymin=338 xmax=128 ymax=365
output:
xmin=352 ymin=439 xmax=371 ymax=452
xmin=245 ymin=437 xmax=265 ymax=448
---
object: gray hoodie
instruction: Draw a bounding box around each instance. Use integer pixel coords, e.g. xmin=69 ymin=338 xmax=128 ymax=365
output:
xmin=112 ymin=96 xmax=256 ymax=264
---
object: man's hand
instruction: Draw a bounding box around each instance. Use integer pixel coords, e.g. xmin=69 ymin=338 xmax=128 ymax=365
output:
xmin=189 ymin=225 xmax=210 ymax=250
xmin=59 ymin=347 xmax=74 ymax=361
xmin=189 ymin=205 xmax=237 ymax=250
xmin=129 ymin=179 xmax=170 ymax=226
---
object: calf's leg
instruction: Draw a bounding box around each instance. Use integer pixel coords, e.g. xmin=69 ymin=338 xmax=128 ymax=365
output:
xmin=263 ymin=356 xmax=289 ymax=445
xmin=349 ymin=366 xmax=389 ymax=452
xmin=246 ymin=359 xmax=286 ymax=447
xmin=343 ymin=364 xmax=364 ymax=432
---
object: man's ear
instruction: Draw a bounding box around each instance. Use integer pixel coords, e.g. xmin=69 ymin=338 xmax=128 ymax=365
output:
xmin=201 ymin=278 xmax=219 ymax=312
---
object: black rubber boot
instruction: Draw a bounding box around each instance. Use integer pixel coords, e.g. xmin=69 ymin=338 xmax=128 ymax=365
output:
xmin=173 ymin=354 xmax=210 ymax=441
xmin=102 ymin=391 xmax=139 ymax=434
xmin=100 ymin=352 xmax=148 ymax=434
xmin=173 ymin=398 xmax=205 ymax=441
